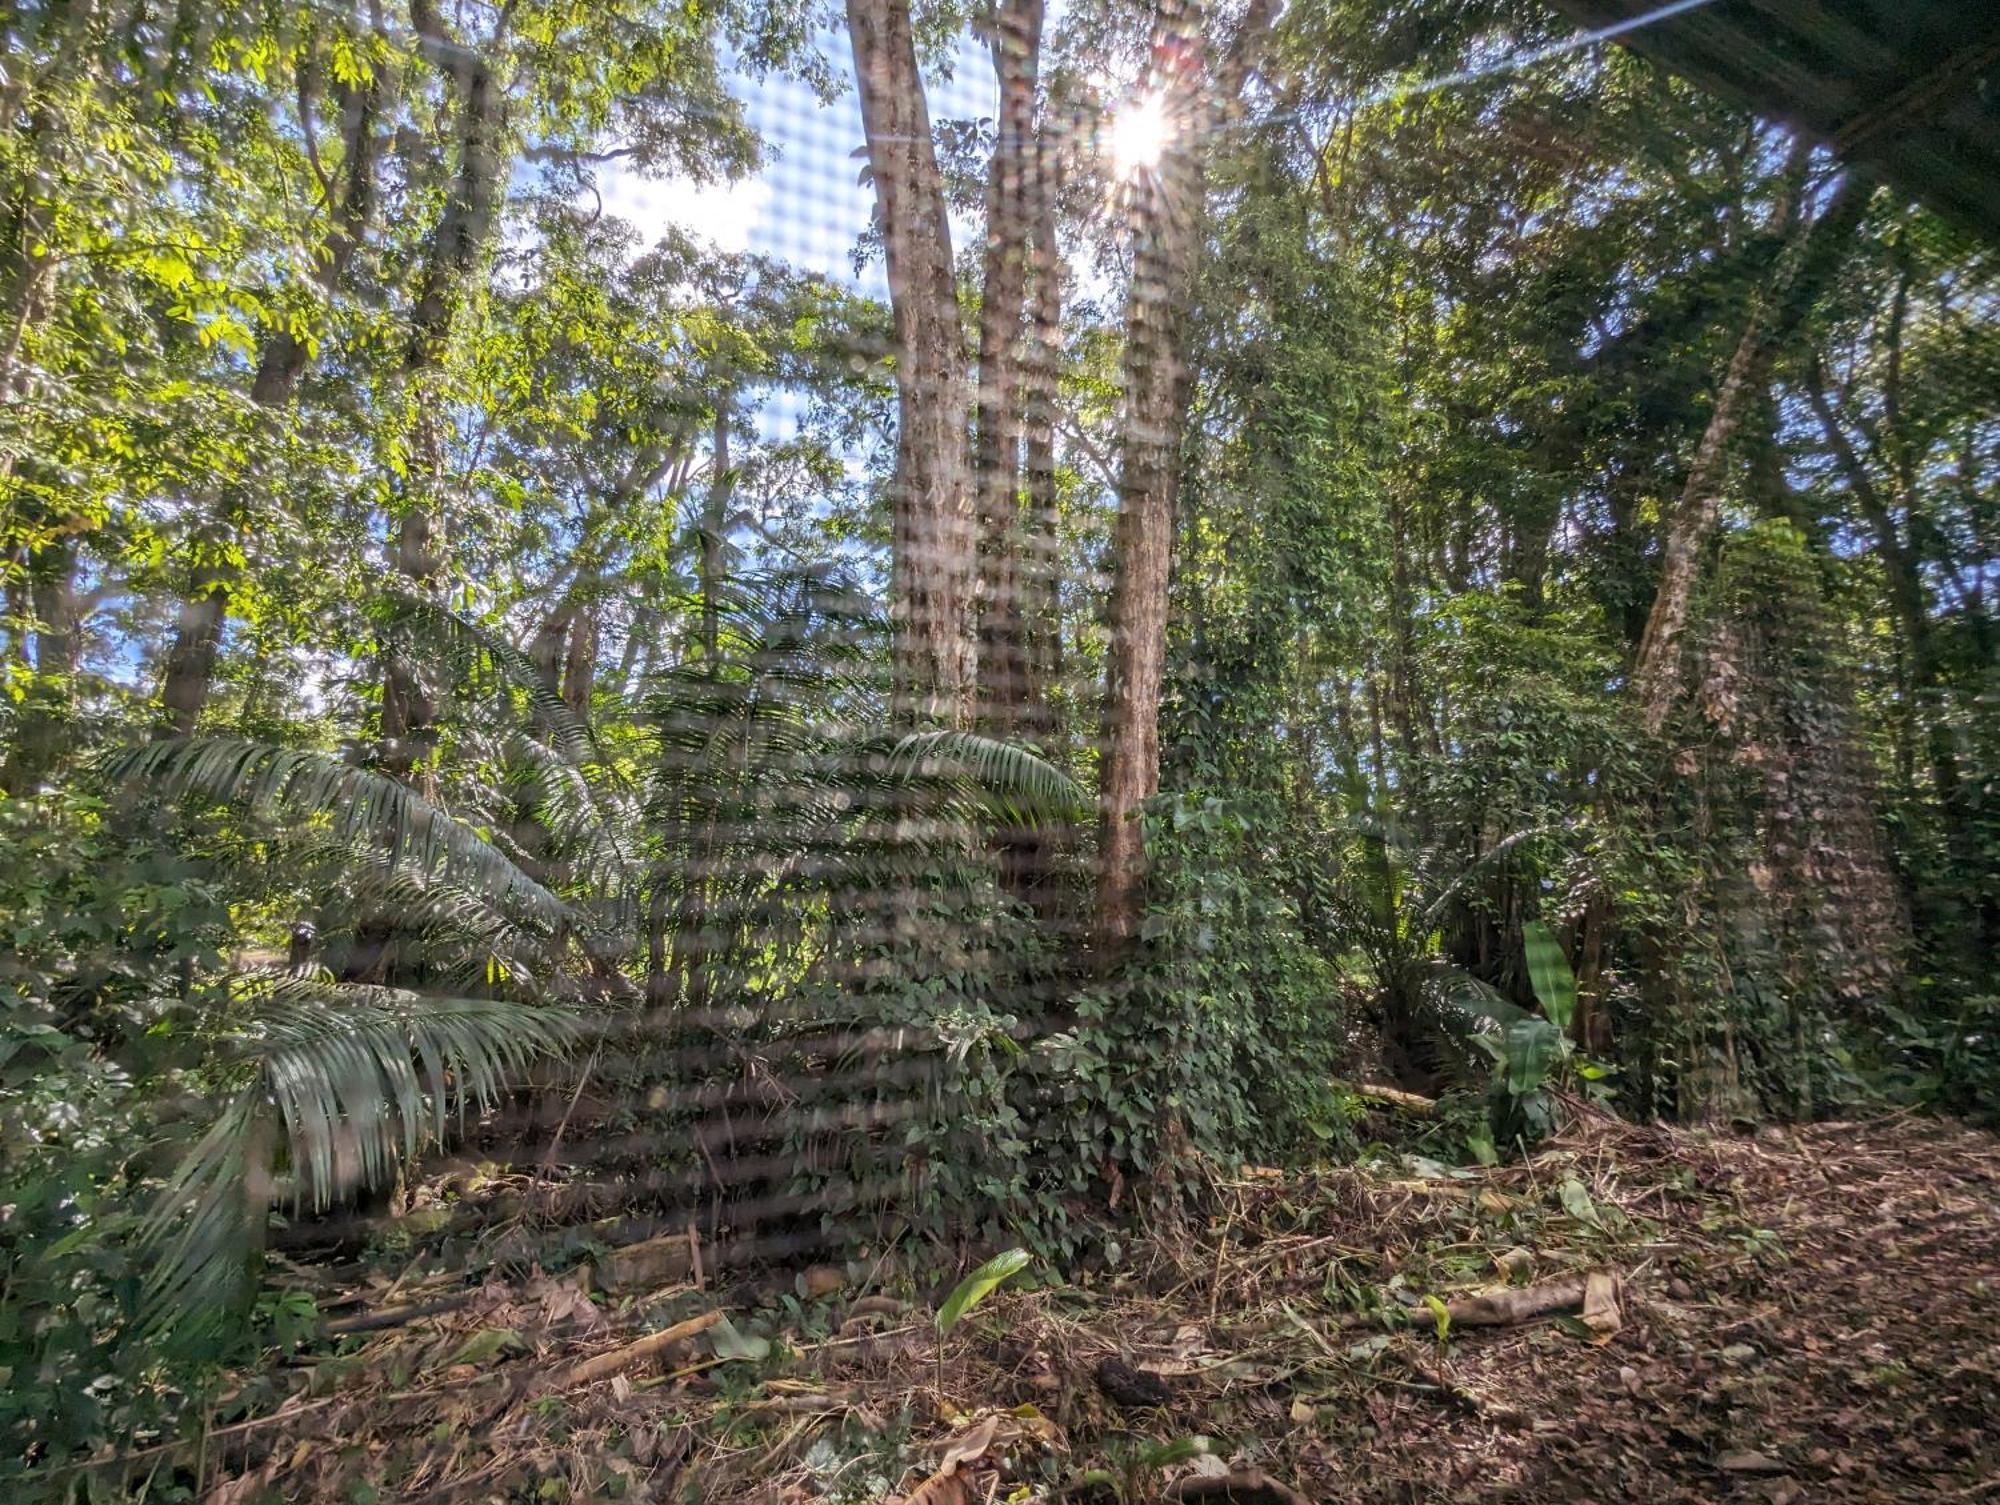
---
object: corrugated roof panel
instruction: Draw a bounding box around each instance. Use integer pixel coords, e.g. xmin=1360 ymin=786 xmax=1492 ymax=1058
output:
xmin=1546 ymin=0 xmax=2000 ymax=242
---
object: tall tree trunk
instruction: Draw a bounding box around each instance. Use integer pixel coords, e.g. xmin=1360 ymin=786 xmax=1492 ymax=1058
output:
xmin=1 ymin=4 xmax=99 ymax=785
xmin=561 ymin=601 xmax=598 ymax=716
xmin=3 ymin=539 xmax=79 ymax=788
xmin=1631 ymin=168 xmax=1867 ymax=733
xmin=1020 ymin=146 xmax=1064 ymax=749
xmin=972 ymin=0 xmax=1044 ymax=739
xmin=1095 ymin=0 xmax=1274 ymax=957
xmin=157 ymin=36 xmax=391 ymax=735
xmin=379 ymin=1 xmax=508 ymax=776
xmin=700 ymin=408 xmax=732 ymax=667
xmin=848 ymin=0 xmax=974 ymax=726
xmin=1807 ymin=355 xmax=1992 ymax=953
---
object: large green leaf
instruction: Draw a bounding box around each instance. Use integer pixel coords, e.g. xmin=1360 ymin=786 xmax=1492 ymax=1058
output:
xmin=936 ymin=1247 xmax=1032 ymax=1336
xmin=135 ymin=976 xmax=576 ymax=1335
xmin=1522 ymin=920 xmax=1578 ymax=1035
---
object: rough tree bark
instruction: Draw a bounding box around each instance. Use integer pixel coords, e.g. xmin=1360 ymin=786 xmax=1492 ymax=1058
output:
xmin=848 ymin=0 xmax=975 ymax=726
xmin=972 ymin=0 xmax=1045 ymax=740
xmin=1095 ymin=0 xmax=1275 ymax=957
xmin=700 ymin=409 xmax=732 ymax=668
xmin=1631 ymin=168 xmax=1868 ymax=734
xmin=1020 ymin=151 xmax=1065 ymax=748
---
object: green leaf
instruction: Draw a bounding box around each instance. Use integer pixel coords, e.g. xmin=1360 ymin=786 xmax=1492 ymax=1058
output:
xmin=1558 ymin=1176 xmax=1601 ymax=1227
xmin=1523 ymin=920 xmax=1578 ymax=1035
xmin=1421 ymin=1293 xmax=1451 ymax=1343
xmin=1139 ymin=1436 xmax=1213 ymax=1468
xmin=708 ymin=1316 xmax=771 ymax=1362
xmin=444 ymin=1328 xmax=523 ymax=1368
xmin=936 ymin=1248 xmax=1032 ymax=1336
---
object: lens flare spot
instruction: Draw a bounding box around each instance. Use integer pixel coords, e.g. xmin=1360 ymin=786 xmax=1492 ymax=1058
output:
xmin=1108 ymin=89 xmax=1170 ymax=177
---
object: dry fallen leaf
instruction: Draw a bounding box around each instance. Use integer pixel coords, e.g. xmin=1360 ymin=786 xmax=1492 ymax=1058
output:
xmin=936 ymin=1414 xmax=999 ymax=1474
xmin=1581 ymin=1270 xmax=1624 ymax=1340
xmin=893 ymin=1415 xmax=999 ymax=1505
xmin=1718 ymin=1448 xmax=1787 ymax=1475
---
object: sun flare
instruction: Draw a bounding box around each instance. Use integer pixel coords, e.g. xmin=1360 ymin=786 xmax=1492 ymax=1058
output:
xmin=1108 ymin=89 xmax=1171 ymax=178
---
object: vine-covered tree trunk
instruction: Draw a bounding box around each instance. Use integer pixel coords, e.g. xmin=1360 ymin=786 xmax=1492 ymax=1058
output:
xmin=3 ymin=539 xmax=80 ymax=789
xmin=1096 ymin=0 xmax=1274 ymax=956
xmin=1020 ymin=156 xmax=1064 ymax=748
xmin=0 ymin=2 xmax=100 ymax=787
xmin=700 ymin=409 xmax=732 ymax=668
xmin=848 ymin=0 xmax=974 ymax=726
xmin=381 ymin=1 xmax=508 ymax=777
xmin=1632 ymin=169 xmax=1867 ymax=733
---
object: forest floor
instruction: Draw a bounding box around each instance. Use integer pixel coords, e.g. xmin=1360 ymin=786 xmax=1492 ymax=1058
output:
xmin=133 ymin=1110 xmax=1998 ymax=1504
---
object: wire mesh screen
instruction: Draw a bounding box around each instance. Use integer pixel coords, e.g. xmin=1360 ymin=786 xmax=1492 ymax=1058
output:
xmin=2 ymin=0 xmax=1997 ymax=1497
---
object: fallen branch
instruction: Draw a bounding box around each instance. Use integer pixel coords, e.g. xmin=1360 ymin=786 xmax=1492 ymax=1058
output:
xmin=1165 ymin=1469 xmax=1313 ymax=1504
xmin=547 ymin=1308 xmax=723 ymax=1391
xmin=1444 ymin=1269 xmax=1622 ymax=1332
xmin=1353 ymin=1083 xmax=1436 ymax=1115
xmin=324 ymin=1291 xmax=477 ymax=1335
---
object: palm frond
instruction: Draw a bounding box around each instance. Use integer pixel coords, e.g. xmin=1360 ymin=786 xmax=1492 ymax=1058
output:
xmin=1416 ymin=823 xmax=1563 ymax=930
xmin=136 ymin=976 xmax=576 ymax=1334
xmin=389 ymin=592 xmax=599 ymax=766
xmin=498 ymin=730 xmax=641 ymax=907
xmin=244 ymin=974 xmax=576 ymax=1208
xmin=100 ymin=738 xmax=572 ymax=928
xmin=880 ymin=729 xmax=1087 ymax=830
xmin=134 ymin=1089 xmax=266 ymax=1337
xmin=313 ymin=838 xmax=556 ymax=985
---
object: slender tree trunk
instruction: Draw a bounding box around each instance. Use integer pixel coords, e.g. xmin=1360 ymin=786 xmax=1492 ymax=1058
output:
xmin=0 ymin=6 xmax=99 ymax=785
xmin=973 ymin=0 xmax=1044 ymax=739
xmin=380 ymin=2 xmax=508 ymax=776
xmin=1095 ymin=0 xmax=1274 ymax=956
xmin=157 ymin=38 xmax=391 ymax=735
xmin=848 ymin=0 xmax=974 ymax=725
xmin=1632 ymin=168 xmax=1866 ymax=732
xmin=1020 ymin=151 xmax=1064 ymax=749
xmin=4 ymin=538 xmax=80 ymax=789
xmin=700 ymin=409 xmax=732 ymax=667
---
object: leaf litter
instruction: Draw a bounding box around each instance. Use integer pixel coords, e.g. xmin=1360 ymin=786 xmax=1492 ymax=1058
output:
xmin=99 ymin=1111 xmax=1999 ymax=1502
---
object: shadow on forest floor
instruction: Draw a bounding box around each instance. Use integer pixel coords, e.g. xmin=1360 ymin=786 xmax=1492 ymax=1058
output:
xmin=91 ymin=1112 xmax=1999 ymax=1502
